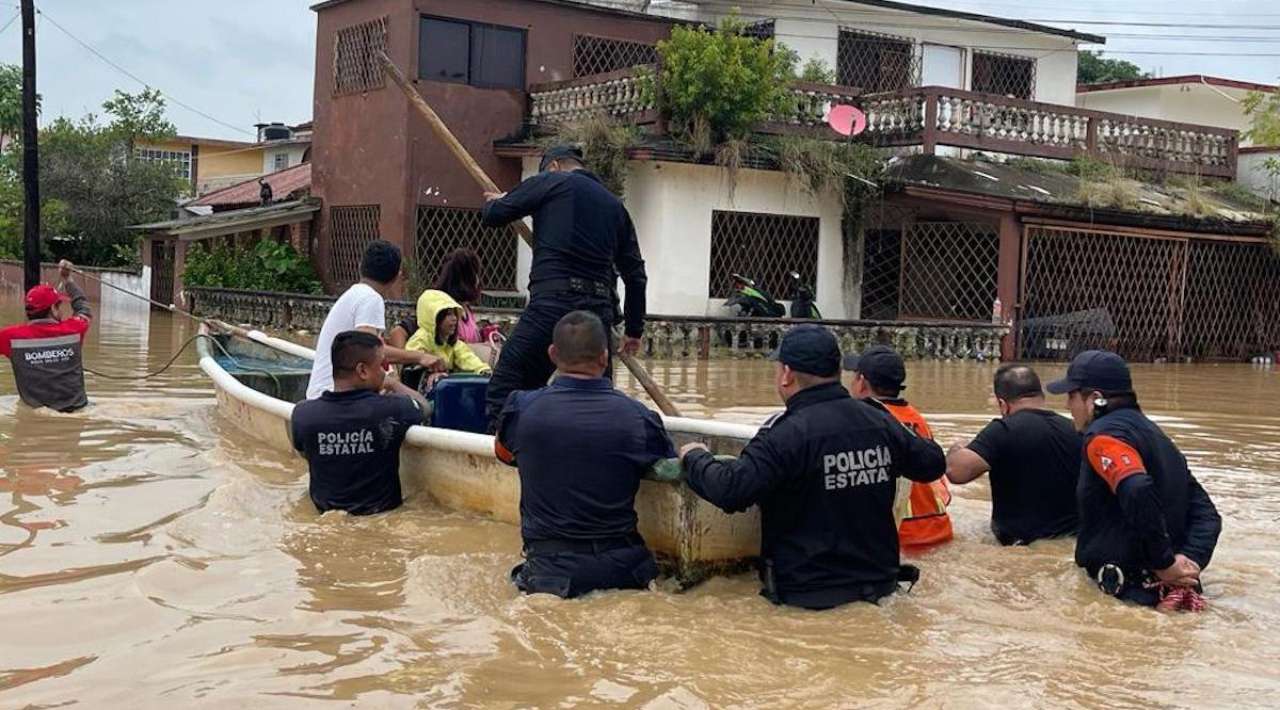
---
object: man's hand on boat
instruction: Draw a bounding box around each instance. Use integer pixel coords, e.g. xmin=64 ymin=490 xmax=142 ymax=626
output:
xmin=679 ymin=442 xmax=709 ymax=461
xmin=416 ymin=352 xmax=447 ymax=372
xmin=1155 ymin=554 xmax=1202 ymax=587
xmin=619 ymin=336 xmax=642 ymax=358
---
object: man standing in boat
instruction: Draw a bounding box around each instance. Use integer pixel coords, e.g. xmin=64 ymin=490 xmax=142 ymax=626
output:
xmin=291 ymin=331 xmax=430 ymax=515
xmin=480 ymin=145 xmax=648 ymax=431
xmin=306 ymin=240 xmax=444 ymax=400
xmin=0 ymin=260 xmax=93 ymax=412
xmin=495 ymin=311 xmax=675 ymax=598
xmin=679 ymin=326 xmax=946 ymax=610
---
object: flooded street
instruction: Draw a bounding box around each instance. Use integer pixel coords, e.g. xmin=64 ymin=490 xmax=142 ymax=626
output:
xmin=2 ymin=293 xmax=1280 ymax=708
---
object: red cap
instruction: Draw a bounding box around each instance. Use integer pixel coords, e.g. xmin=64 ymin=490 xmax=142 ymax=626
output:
xmin=25 ymin=284 xmax=69 ymax=313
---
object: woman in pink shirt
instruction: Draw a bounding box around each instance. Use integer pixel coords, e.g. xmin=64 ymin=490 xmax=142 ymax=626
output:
xmin=433 ymin=249 xmax=483 ymax=344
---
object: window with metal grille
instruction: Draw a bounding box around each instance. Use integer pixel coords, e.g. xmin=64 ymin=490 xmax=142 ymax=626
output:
xmin=741 ymin=19 xmax=776 ymax=41
xmin=329 ymin=205 xmax=381 ymax=289
xmin=898 ymin=222 xmax=998 ymax=322
xmin=415 ymin=206 xmax=518 ymax=293
xmin=860 ymin=228 xmax=902 ymax=320
xmin=573 ymin=35 xmax=659 ymax=77
xmin=708 ymin=211 xmax=819 ymax=301
xmin=419 ymin=16 xmax=526 ymax=90
xmin=1182 ymin=240 xmax=1280 ymax=360
xmin=333 ymin=17 xmax=388 ymax=96
xmin=971 ymin=50 xmax=1035 ymax=99
xmin=272 ymin=152 xmax=290 ymax=172
xmin=837 ymin=28 xmax=917 ymax=92
xmin=137 ymin=148 xmax=192 ymax=180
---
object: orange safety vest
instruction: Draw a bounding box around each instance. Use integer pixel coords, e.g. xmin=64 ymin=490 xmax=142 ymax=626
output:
xmin=881 ymin=400 xmax=953 ymax=547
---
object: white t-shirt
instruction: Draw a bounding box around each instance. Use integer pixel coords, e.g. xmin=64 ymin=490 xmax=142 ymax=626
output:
xmin=306 ymin=283 xmax=386 ymax=399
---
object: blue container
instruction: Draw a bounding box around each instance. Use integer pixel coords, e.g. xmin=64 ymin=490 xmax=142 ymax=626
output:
xmin=430 ymin=375 xmax=490 ymax=434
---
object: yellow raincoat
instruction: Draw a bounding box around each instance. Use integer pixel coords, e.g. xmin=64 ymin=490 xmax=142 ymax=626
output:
xmin=405 ymin=290 xmax=491 ymax=375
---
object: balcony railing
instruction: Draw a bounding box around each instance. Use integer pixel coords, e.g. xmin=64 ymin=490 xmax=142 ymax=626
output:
xmin=527 ymin=67 xmax=1239 ymax=178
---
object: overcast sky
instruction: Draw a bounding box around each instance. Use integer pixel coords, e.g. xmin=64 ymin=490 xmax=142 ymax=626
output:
xmin=0 ymin=0 xmax=1275 ymax=141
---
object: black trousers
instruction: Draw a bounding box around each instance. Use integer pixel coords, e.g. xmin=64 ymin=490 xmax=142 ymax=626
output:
xmin=511 ymin=544 xmax=658 ymax=599
xmin=485 ymin=292 xmax=616 ymax=432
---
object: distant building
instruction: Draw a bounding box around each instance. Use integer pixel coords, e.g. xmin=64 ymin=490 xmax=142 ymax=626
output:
xmin=137 ymin=121 xmax=313 ymax=196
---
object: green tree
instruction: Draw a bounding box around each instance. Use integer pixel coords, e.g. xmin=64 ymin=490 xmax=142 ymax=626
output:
xmin=0 ymin=63 xmax=38 ymax=138
xmin=1243 ymin=88 xmax=1280 ymax=147
xmin=1077 ymin=51 xmax=1150 ymax=85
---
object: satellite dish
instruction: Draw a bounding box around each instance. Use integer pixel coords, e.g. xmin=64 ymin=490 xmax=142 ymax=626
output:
xmin=826 ymin=104 xmax=867 ymax=137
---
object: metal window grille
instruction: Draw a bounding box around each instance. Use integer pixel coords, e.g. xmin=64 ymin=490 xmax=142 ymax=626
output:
xmin=414 ymin=206 xmax=518 ymax=294
xmin=897 ymin=222 xmax=998 ymax=322
xmin=329 ymin=205 xmax=381 ymax=288
xmin=741 ymin=19 xmax=776 ymax=41
xmin=837 ymin=28 xmax=918 ymax=92
xmin=971 ymin=50 xmax=1035 ymax=100
xmin=1182 ymin=240 xmax=1280 ymax=360
xmin=573 ymin=35 xmax=659 ymax=77
xmin=860 ymin=228 xmax=902 ymax=320
xmin=708 ymin=211 xmax=819 ymax=300
xmin=150 ymin=241 xmax=175 ymax=308
xmin=333 ymin=17 xmax=388 ymax=96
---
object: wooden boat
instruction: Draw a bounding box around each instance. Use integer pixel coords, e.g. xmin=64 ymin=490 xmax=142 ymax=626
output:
xmin=196 ymin=325 xmax=763 ymax=584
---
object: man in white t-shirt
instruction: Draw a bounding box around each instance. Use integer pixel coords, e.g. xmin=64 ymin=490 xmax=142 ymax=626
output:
xmin=307 ymin=239 xmax=444 ymax=399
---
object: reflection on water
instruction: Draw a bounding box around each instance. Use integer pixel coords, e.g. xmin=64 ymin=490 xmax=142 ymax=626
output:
xmin=2 ymin=292 xmax=1280 ymax=707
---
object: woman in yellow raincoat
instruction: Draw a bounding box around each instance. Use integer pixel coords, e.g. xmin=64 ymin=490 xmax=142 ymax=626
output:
xmin=406 ymin=290 xmax=492 ymax=382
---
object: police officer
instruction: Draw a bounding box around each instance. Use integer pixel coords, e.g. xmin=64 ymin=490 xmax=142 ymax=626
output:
xmin=495 ymin=311 xmax=675 ymax=599
xmin=481 ymin=145 xmax=648 ymax=430
xmin=678 ymin=325 xmax=946 ymax=610
xmin=1048 ymin=350 xmax=1221 ymax=609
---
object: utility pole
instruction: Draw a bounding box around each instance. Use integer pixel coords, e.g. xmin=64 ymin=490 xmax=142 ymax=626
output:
xmin=21 ymin=0 xmax=39 ymax=291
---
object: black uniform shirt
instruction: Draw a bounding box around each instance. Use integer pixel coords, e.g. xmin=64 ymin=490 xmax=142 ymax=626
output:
xmin=967 ymin=408 xmax=1082 ymax=545
xmin=291 ymin=389 xmax=423 ymax=515
xmin=495 ymin=376 xmax=676 ymax=543
xmin=683 ymin=382 xmax=946 ymax=606
xmin=481 ymin=170 xmax=648 ymax=337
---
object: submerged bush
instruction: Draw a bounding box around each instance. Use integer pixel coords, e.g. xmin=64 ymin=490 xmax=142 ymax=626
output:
xmin=184 ymin=239 xmax=322 ymax=294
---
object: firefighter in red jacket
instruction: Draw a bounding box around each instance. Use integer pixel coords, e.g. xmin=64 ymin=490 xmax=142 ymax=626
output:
xmin=0 ymin=260 xmax=94 ymax=412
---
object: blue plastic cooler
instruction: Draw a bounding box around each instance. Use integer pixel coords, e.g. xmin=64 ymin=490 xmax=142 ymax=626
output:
xmin=429 ymin=375 xmax=490 ymax=434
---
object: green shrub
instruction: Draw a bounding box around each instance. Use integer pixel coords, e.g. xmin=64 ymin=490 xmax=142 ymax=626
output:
xmin=184 ymin=239 xmax=321 ymax=294
xmin=798 ymin=58 xmax=836 ymax=85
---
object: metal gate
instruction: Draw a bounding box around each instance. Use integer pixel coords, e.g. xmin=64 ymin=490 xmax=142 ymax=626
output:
xmin=150 ymin=240 xmax=175 ymax=309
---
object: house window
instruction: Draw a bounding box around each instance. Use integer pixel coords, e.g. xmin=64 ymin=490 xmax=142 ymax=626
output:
xmin=273 ymin=152 xmax=290 ymax=172
xmin=329 ymin=205 xmax=381 ymax=288
xmin=333 ymin=17 xmax=388 ymax=96
xmin=573 ymin=35 xmax=658 ymax=77
xmin=419 ymin=16 xmax=525 ymax=90
xmin=837 ymin=28 xmax=917 ymax=93
xmin=415 ymin=206 xmax=518 ymax=292
xmin=741 ymin=19 xmax=776 ymax=42
xmin=137 ymin=148 xmax=192 ymax=180
xmin=971 ymin=50 xmax=1035 ymax=99
xmin=708 ymin=211 xmax=819 ymax=300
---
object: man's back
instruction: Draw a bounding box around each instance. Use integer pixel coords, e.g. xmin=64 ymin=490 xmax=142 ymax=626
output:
xmin=0 ymin=317 xmax=91 ymax=412
xmin=881 ymin=399 xmax=953 ymax=547
xmin=968 ymin=408 xmax=1081 ymax=544
xmin=290 ymin=389 xmax=422 ymax=515
xmin=498 ymin=377 xmax=673 ymax=542
xmin=307 ymin=283 xmax=385 ymax=399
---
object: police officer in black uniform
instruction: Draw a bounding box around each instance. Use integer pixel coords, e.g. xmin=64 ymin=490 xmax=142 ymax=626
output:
xmin=678 ymin=326 xmax=947 ymax=610
xmin=481 ymin=145 xmax=648 ymax=430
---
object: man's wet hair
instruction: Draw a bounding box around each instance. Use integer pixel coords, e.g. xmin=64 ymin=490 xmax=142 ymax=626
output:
xmin=553 ymin=311 xmax=608 ymax=366
xmin=993 ymin=364 xmax=1043 ymax=402
xmin=25 ymin=306 xmax=51 ymax=320
xmin=360 ymin=239 xmax=402 ymax=285
xmin=332 ymin=330 xmax=382 ymax=376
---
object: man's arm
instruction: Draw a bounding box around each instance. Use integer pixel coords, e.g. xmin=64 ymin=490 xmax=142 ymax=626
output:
xmin=947 ymin=420 xmax=1000 ymax=484
xmin=883 ymin=415 xmax=946 ymax=483
xmin=59 ymin=261 xmax=92 ymax=324
xmin=494 ymin=392 xmax=522 ymax=467
xmin=1086 ymin=435 xmax=1177 ymax=573
xmin=679 ymin=431 xmax=791 ymax=513
xmin=383 ymin=376 xmax=430 ymax=414
xmin=481 ymin=173 xmax=556 ymax=228
xmin=614 ymin=210 xmax=648 ymax=340
xmin=288 ymin=408 xmax=305 ymax=454
xmin=352 ymin=325 xmax=444 ymax=371
xmin=1180 ymin=476 xmax=1222 ymax=570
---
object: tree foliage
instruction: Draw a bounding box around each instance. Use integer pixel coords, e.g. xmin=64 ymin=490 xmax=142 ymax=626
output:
xmin=183 ymin=239 xmax=322 ymax=294
xmin=1076 ymin=51 xmax=1150 ymax=85
xmin=1243 ymin=88 xmax=1280 ymax=147
xmin=0 ymin=63 xmax=37 ymax=138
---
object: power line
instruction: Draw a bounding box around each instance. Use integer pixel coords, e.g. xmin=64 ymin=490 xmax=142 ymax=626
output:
xmin=35 ymin=8 xmax=255 ymax=137
xmin=0 ymin=10 xmax=18 ymax=34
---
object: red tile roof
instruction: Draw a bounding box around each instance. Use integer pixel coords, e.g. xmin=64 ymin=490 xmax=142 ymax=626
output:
xmin=192 ymin=162 xmax=312 ymax=208
xmin=1078 ymin=75 xmax=1278 ymax=94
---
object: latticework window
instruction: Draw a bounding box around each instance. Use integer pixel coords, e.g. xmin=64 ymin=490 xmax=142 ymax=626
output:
xmin=414 ymin=206 xmax=518 ymax=293
xmin=151 ymin=240 xmax=175 ymax=307
xmin=333 ymin=17 xmax=388 ymax=96
xmin=741 ymin=19 xmax=776 ymax=42
xmin=1181 ymin=240 xmax=1280 ymax=360
xmin=329 ymin=205 xmax=381 ymax=288
xmin=860 ymin=228 xmax=902 ymax=321
xmin=708 ymin=211 xmax=819 ymax=301
xmin=573 ymin=35 xmax=659 ymax=77
xmin=897 ymin=222 xmax=998 ymax=322
xmin=971 ymin=50 xmax=1035 ymax=100
xmin=837 ymin=28 xmax=918 ymax=93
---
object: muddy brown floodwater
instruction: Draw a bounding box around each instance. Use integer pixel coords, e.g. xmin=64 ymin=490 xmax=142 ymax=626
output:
xmin=2 ymin=293 xmax=1280 ymax=708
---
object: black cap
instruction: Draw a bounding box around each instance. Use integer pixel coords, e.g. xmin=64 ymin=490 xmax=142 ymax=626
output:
xmin=769 ymin=325 xmax=841 ymax=377
xmin=842 ymin=345 xmax=907 ymax=391
xmin=539 ymin=145 xmax=584 ymax=172
xmin=1046 ymin=350 xmax=1132 ymax=395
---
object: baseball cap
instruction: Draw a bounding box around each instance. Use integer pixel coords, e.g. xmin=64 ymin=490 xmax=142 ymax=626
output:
xmin=842 ymin=345 xmax=907 ymax=391
xmin=769 ymin=324 xmax=841 ymax=377
xmin=25 ymin=284 xmax=69 ymax=313
xmin=539 ymin=145 xmax=584 ymax=172
xmin=1046 ymin=350 xmax=1132 ymax=395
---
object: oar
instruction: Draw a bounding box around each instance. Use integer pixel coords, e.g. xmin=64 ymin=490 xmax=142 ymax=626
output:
xmin=378 ymin=52 xmax=682 ymax=418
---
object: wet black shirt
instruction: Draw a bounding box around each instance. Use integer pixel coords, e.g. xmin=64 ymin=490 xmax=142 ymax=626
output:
xmin=967 ymin=409 xmax=1082 ymax=545
xmin=290 ymin=389 xmax=423 ymax=515
xmin=495 ymin=376 xmax=675 ymax=543
xmin=481 ymin=170 xmax=648 ymax=337
xmin=682 ymin=383 xmax=946 ymax=608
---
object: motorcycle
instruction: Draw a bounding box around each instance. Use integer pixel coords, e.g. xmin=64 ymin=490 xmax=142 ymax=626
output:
xmin=787 ymin=270 xmax=822 ymax=320
xmin=724 ymin=273 xmax=785 ymax=318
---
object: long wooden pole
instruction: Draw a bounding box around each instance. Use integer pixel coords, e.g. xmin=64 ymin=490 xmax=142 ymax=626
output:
xmin=378 ymin=53 xmax=681 ymax=418
xmin=20 ymin=0 xmax=39 ymax=291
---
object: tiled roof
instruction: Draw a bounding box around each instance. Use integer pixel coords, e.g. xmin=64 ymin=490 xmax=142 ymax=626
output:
xmin=191 ymin=163 xmax=312 ymax=208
